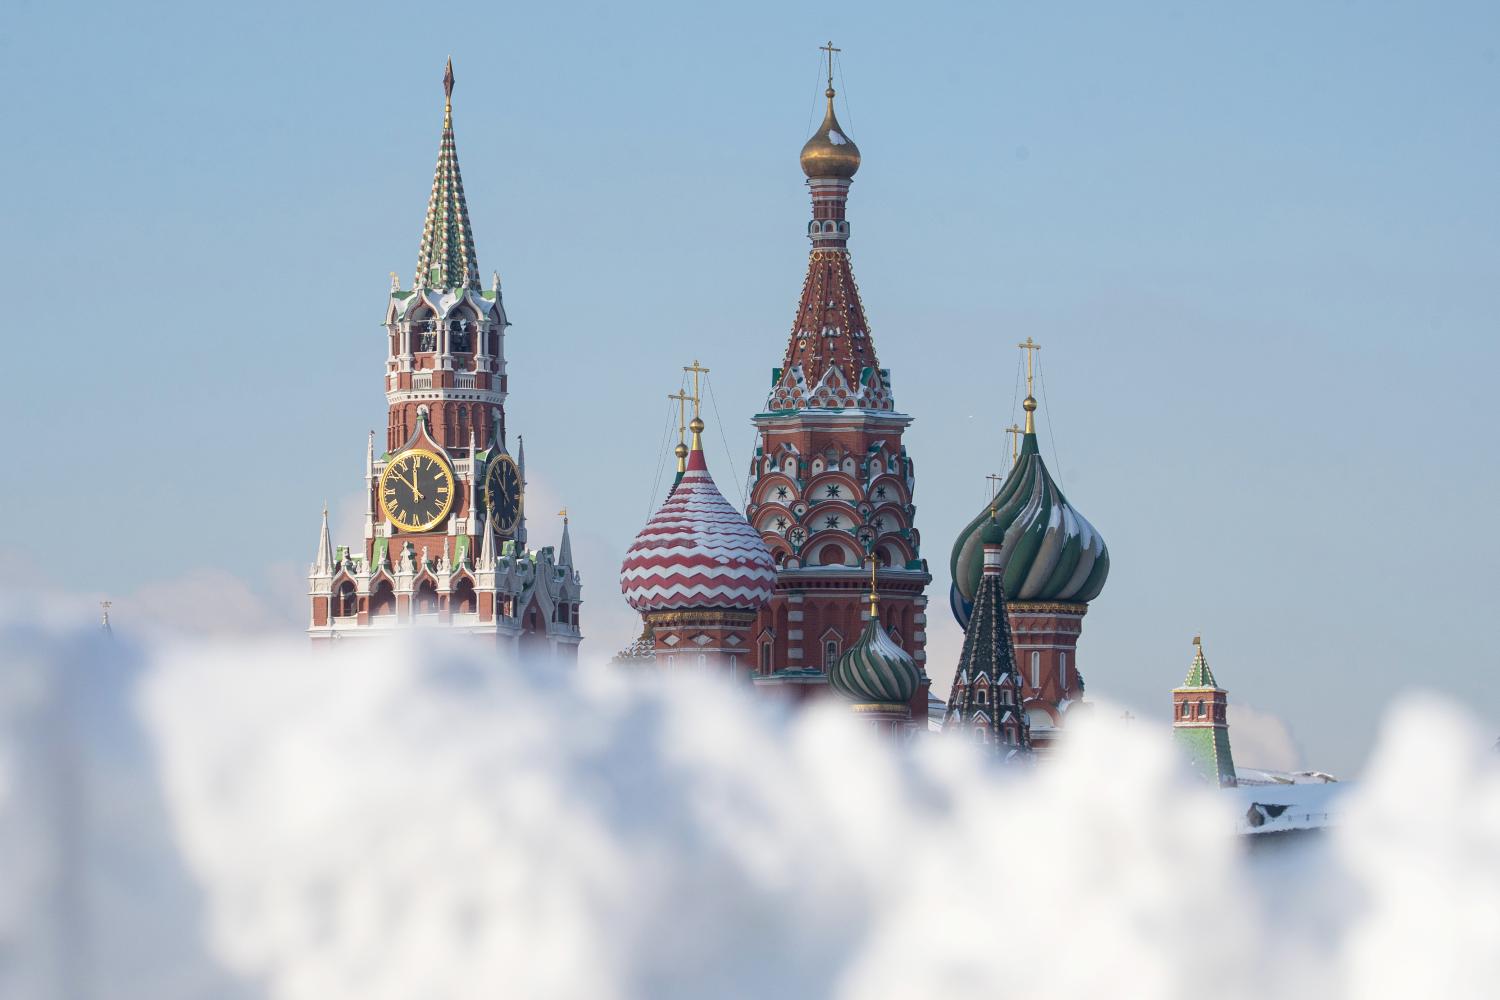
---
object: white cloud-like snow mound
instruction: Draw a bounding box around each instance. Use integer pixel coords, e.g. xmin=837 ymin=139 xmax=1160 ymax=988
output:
xmin=2 ymin=622 xmax=1499 ymax=1000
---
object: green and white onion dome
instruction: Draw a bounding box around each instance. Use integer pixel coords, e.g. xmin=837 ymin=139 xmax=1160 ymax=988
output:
xmin=829 ymin=614 xmax=921 ymax=707
xmin=950 ymin=432 xmax=1109 ymax=628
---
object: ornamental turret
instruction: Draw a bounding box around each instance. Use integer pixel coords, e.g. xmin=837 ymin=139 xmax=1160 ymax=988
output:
xmin=943 ymin=514 xmax=1030 ymax=756
xmin=620 ymin=371 xmax=776 ymax=677
xmin=1172 ymin=636 xmax=1237 ymax=787
xmin=746 ymin=44 xmax=931 ymax=722
xmin=829 ymin=561 xmax=921 ymax=736
xmin=307 ymin=61 xmax=581 ymax=661
xmin=948 ymin=338 xmax=1108 ymax=749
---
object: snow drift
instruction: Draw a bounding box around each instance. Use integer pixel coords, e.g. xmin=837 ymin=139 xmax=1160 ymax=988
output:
xmin=1 ymin=621 xmax=1498 ymax=1000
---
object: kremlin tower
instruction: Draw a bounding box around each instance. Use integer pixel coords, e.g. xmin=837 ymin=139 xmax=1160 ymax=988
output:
xmin=745 ymin=45 xmax=932 ymax=722
xmin=307 ymin=61 xmax=582 ymax=660
xmin=620 ymin=384 xmax=777 ymax=676
xmin=948 ymin=340 xmax=1108 ymax=749
xmin=943 ymin=514 xmax=1031 ymax=755
xmin=1173 ymin=636 xmax=1238 ymax=787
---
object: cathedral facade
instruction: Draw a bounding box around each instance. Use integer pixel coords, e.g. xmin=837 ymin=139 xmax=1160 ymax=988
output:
xmin=307 ymin=62 xmax=581 ymax=661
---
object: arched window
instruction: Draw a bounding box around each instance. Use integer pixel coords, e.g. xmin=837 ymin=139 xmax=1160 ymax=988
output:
xmin=1196 ymin=700 xmax=1205 ymax=719
xmin=760 ymin=642 xmax=773 ymax=673
xmin=411 ymin=307 xmax=437 ymax=352
xmin=414 ymin=579 xmax=438 ymax=615
xmin=824 ymin=640 xmax=840 ymax=670
xmin=369 ymin=579 xmax=395 ymax=617
xmin=1059 ymin=651 xmax=1067 ymax=688
xmin=1030 ymin=651 xmax=1040 ymax=689
xmin=333 ymin=581 xmax=358 ymax=618
xmin=450 ymin=318 xmax=472 ymax=353
xmin=976 ymin=687 xmax=988 ymax=706
xmin=451 ymin=577 xmax=476 ymax=614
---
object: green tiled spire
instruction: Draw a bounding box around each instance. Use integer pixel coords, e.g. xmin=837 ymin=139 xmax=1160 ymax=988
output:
xmin=414 ymin=58 xmax=481 ymax=290
xmin=1182 ymin=639 xmax=1218 ymax=688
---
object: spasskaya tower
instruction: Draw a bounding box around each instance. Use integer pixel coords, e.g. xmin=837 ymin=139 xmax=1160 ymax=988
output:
xmin=307 ymin=61 xmax=582 ymax=658
xmin=746 ymin=46 xmax=931 ymax=721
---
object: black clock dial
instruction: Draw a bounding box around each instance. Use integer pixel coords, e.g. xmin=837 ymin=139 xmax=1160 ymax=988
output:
xmin=484 ymin=455 xmax=523 ymax=537
xmin=379 ymin=449 xmax=455 ymax=532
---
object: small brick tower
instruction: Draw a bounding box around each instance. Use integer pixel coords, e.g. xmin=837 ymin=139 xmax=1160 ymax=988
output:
xmin=1172 ymin=636 xmax=1237 ymax=787
xmin=307 ymin=61 xmax=581 ymax=661
xmin=745 ymin=43 xmax=932 ymax=722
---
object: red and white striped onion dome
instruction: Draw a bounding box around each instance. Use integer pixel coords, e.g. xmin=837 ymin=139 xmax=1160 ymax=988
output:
xmin=621 ymin=428 xmax=776 ymax=613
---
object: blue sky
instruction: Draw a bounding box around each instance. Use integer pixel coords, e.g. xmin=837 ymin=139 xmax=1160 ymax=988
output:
xmin=3 ymin=0 xmax=1496 ymax=773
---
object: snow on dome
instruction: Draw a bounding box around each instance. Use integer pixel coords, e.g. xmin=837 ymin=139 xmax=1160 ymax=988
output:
xmin=620 ymin=449 xmax=776 ymax=613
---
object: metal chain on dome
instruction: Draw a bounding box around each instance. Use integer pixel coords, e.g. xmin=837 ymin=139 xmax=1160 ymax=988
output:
xmin=704 ymin=373 xmax=749 ymax=509
xmin=1036 ymin=352 xmax=1065 ymax=490
xmin=835 ymin=51 xmax=853 ymax=131
xmin=644 ymin=389 xmax=677 ymax=521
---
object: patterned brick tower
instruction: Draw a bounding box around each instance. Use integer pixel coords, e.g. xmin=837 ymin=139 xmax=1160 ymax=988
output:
xmin=620 ymin=391 xmax=777 ymax=677
xmin=943 ymin=514 xmax=1031 ymax=756
xmin=307 ymin=61 xmax=582 ymax=661
xmin=745 ymin=45 xmax=932 ymax=722
xmin=949 ymin=340 xmax=1109 ymax=749
xmin=1173 ymin=636 xmax=1237 ymax=787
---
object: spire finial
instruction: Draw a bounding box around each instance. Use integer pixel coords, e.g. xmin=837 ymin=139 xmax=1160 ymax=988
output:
xmin=668 ymin=388 xmax=691 ymax=476
xmin=557 ymin=507 xmax=568 ymax=523
xmin=820 ymin=40 xmax=840 ymax=98
xmin=443 ymin=57 xmax=454 ymax=122
xmin=683 ymin=360 xmax=710 ymax=455
xmin=867 ymin=552 xmax=879 ymax=617
xmin=682 ymin=359 xmax=709 ymax=421
xmin=1005 ymin=423 xmax=1023 ymax=463
xmin=1018 ymin=336 xmax=1041 ymax=434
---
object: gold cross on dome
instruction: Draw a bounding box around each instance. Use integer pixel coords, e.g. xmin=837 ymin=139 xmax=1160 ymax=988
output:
xmin=820 ymin=41 xmax=841 ymax=89
xmin=682 ymin=360 xmax=710 ymax=419
xmin=667 ymin=389 xmax=691 ymax=440
xmin=1017 ymin=336 xmax=1041 ymax=393
xmin=1005 ymin=423 xmax=1023 ymax=461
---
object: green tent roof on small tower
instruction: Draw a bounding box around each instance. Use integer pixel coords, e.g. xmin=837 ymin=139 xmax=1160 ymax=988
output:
xmin=1172 ymin=636 xmax=1236 ymax=787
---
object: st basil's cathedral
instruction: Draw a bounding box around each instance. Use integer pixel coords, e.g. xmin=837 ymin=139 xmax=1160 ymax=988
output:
xmin=612 ymin=48 xmax=1111 ymax=749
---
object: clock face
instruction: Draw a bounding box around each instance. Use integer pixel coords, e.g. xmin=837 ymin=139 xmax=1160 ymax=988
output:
xmin=379 ymin=449 xmax=455 ymax=532
xmin=484 ymin=455 xmax=523 ymax=537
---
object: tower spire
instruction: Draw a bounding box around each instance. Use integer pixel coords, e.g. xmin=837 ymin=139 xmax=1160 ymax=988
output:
xmin=313 ymin=502 xmax=335 ymax=575
xmin=1018 ymin=337 xmax=1041 ymax=435
xmin=415 ymin=59 xmax=480 ymax=290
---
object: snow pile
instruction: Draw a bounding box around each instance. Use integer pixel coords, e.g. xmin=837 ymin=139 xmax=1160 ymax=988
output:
xmin=2 ymin=622 xmax=1498 ymax=1000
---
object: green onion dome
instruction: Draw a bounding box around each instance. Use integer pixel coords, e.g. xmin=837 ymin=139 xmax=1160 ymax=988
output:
xmin=950 ymin=431 xmax=1109 ymax=628
xmin=829 ymin=613 xmax=921 ymax=707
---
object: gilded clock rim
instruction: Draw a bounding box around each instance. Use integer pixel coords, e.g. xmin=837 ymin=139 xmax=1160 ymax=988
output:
xmin=379 ymin=447 xmax=456 ymax=533
xmin=484 ymin=453 xmax=524 ymax=533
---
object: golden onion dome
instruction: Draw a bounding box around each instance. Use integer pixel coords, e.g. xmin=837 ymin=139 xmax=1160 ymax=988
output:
xmin=800 ymin=88 xmax=861 ymax=179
